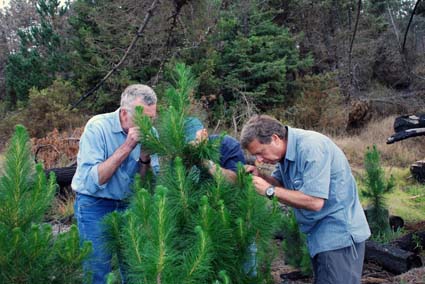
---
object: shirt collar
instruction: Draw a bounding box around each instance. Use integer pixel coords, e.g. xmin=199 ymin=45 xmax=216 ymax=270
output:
xmin=284 ymin=126 xmax=296 ymax=162
xmin=111 ymin=108 xmax=124 ymax=134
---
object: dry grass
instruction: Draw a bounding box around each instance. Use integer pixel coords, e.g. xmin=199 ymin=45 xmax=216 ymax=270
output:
xmin=331 ymin=115 xmax=425 ymax=169
xmin=49 ymin=190 xmax=75 ymax=222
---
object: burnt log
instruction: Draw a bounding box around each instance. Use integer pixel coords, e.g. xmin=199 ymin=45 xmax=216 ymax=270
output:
xmin=410 ymin=160 xmax=425 ymax=183
xmin=44 ymin=164 xmax=77 ymax=196
xmin=394 ymin=114 xmax=425 ymax=132
xmin=391 ymin=230 xmax=425 ymax=253
xmin=365 ymin=240 xmax=422 ymax=275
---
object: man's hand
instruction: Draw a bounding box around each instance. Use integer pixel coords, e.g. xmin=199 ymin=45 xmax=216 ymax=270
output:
xmin=245 ymin=165 xmax=260 ymax=176
xmin=126 ymin=127 xmax=141 ymax=149
xmin=251 ymin=176 xmax=271 ymax=196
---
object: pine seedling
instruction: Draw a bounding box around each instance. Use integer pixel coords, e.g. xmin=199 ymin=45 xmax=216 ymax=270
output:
xmin=107 ymin=63 xmax=282 ymax=283
xmin=363 ymin=144 xmax=395 ymax=236
xmin=281 ymin=210 xmax=312 ymax=276
xmin=0 ymin=125 xmax=90 ymax=284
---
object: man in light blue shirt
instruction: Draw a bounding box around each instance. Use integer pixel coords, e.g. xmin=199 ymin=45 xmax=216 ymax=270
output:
xmin=240 ymin=115 xmax=370 ymax=284
xmin=72 ymin=84 xmax=159 ymax=284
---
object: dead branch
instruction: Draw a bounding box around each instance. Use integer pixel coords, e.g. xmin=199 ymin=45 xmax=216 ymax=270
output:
xmin=402 ymin=0 xmax=422 ymax=53
xmin=71 ymin=0 xmax=161 ymax=109
xmin=348 ymin=0 xmax=362 ymax=87
xmin=386 ymin=0 xmax=401 ymax=50
xmin=35 ymin=144 xmax=60 ymax=163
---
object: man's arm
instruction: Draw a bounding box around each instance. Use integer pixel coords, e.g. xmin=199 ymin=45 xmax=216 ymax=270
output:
xmin=97 ymin=127 xmax=140 ymax=185
xmin=207 ymin=161 xmax=237 ymax=182
xmin=252 ymin=175 xmax=324 ymax=211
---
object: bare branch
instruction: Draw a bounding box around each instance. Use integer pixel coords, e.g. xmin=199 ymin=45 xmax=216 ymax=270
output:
xmin=348 ymin=0 xmax=362 ymax=85
xmin=71 ymin=0 xmax=161 ymax=109
xmin=402 ymin=0 xmax=422 ymax=53
xmin=386 ymin=0 xmax=401 ymax=50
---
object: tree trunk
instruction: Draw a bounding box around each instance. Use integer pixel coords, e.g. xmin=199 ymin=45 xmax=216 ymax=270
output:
xmin=365 ymin=240 xmax=422 ymax=275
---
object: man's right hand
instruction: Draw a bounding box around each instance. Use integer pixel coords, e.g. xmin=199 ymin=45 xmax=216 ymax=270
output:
xmin=126 ymin=127 xmax=140 ymax=149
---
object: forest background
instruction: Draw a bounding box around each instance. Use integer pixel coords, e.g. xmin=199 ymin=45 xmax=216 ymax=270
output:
xmin=0 ymin=0 xmax=424 ymax=200
xmin=1 ymin=0 xmax=425 ymax=203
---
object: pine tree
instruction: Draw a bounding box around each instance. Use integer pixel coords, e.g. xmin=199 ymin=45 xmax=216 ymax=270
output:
xmin=105 ymin=63 xmax=282 ymax=283
xmin=363 ymin=144 xmax=395 ymax=237
xmin=0 ymin=125 xmax=91 ymax=284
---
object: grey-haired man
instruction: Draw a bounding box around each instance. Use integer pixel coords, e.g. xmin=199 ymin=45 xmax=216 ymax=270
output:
xmin=72 ymin=84 xmax=159 ymax=284
xmin=241 ymin=115 xmax=370 ymax=284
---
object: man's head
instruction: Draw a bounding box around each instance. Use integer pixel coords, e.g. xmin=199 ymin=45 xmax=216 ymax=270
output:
xmin=184 ymin=117 xmax=208 ymax=143
xmin=120 ymin=84 xmax=157 ymax=130
xmin=240 ymin=115 xmax=287 ymax=164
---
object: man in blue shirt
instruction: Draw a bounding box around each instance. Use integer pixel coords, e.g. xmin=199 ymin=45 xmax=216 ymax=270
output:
xmin=184 ymin=117 xmax=245 ymax=182
xmin=72 ymin=84 xmax=159 ymax=284
xmin=240 ymin=115 xmax=370 ymax=284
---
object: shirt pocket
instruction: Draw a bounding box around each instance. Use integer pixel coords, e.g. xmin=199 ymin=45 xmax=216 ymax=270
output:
xmin=291 ymin=172 xmax=304 ymax=190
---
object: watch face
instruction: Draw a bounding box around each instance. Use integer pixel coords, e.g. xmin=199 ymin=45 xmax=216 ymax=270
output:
xmin=266 ymin=186 xmax=274 ymax=198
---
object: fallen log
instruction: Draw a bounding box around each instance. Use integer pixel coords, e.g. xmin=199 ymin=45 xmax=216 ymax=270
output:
xmin=44 ymin=163 xmax=77 ymax=196
xmin=391 ymin=230 xmax=425 ymax=253
xmin=365 ymin=240 xmax=422 ymax=275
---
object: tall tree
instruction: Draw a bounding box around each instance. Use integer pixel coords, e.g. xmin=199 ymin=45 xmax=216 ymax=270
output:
xmin=5 ymin=0 xmax=70 ymax=105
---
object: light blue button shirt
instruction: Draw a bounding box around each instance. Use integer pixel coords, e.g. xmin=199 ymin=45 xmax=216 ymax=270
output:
xmin=71 ymin=108 xmax=159 ymax=200
xmin=272 ymin=127 xmax=370 ymax=257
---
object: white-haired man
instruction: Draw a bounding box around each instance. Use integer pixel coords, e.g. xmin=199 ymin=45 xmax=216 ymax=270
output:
xmin=72 ymin=84 xmax=159 ymax=284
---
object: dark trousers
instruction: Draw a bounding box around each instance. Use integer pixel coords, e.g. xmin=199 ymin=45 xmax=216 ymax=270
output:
xmin=312 ymin=241 xmax=366 ymax=284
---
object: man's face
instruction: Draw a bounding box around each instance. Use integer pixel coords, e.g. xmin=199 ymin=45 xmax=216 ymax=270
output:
xmin=126 ymin=97 xmax=157 ymax=128
xmin=246 ymin=134 xmax=285 ymax=164
xmin=121 ymin=97 xmax=157 ymax=132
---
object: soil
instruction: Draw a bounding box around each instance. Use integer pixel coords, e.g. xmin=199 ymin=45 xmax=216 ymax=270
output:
xmin=271 ymin=221 xmax=425 ymax=284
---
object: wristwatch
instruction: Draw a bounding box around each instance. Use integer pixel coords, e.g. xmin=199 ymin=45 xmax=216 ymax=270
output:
xmin=265 ymin=185 xmax=275 ymax=199
xmin=138 ymin=158 xmax=151 ymax=165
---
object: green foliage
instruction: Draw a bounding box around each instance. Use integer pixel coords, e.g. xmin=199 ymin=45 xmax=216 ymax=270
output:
xmin=0 ymin=80 xmax=86 ymax=141
xmin=363 ymin=145 xmax=395 ymax=236
xmin=216 ymin=17 xmax=312 ymax=107
xmin=0 ymin=125 xmax=91 ymax=284
xmin=5 ymin=0 xmax=70 ymax=105
xmin=182 ymin=1 xmax=312 ymax=123
xmin=280 ymin=210 xmax=312 ymax=276
xmin=108 ymin=63 xmax=282 ymax=283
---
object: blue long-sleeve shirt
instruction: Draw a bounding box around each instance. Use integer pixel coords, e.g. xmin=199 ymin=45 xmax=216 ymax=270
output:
xmin=72 ymin=108 xmax=159 ymax=200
